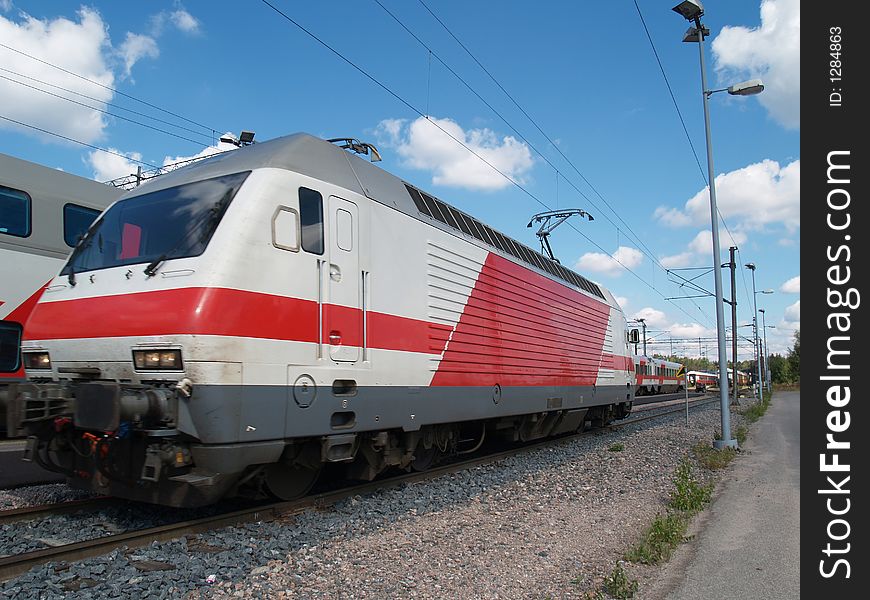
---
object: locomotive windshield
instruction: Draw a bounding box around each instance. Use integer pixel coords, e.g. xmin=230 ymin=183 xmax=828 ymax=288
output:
xmin=61 ymin=171 xmax=250 ymax=276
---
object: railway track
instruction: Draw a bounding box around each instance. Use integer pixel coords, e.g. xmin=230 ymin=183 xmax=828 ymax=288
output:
xmin=0 ymin=393 xmax=717 ymax=581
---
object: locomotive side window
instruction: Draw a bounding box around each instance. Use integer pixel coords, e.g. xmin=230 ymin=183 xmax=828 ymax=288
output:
xmin=299 ymin=187 xmax=324 ymax=255
xmin=63 ymin=203 xmax=101 ymax=247
xmin=271 ymin=206 xmax=300 ymax=252
xmin=0 ymin=185 xmax=31 ymax=237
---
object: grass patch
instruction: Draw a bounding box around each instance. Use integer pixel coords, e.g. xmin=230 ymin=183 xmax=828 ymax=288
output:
xmin=741 ymin=393 xmax=772 ymax=423
xmin=624 ymin=512 xmax=687 ymax=565
xmin=670 ymin=460 xmax=713 ymax=511
xmin=625 ymin=460 xmax=713 ymax=567
xmin=735 ymin=425 xmax=748 ymax=445
xmin=608 ymin=442 xmax=625 ymax=452
xmin=603 ymin=563 xmax=639 ymax=599
xmin=693 ymin=441 xmax=738 ymax=470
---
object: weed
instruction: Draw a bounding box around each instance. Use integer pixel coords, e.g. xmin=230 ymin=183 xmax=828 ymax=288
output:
xmin=670 ymin=460 xmax=712 ymax=512
xmin=625 ymin=512 xmax=687 ymax=565
xmin=741 ymin=394 xmax=772 ymax=423
xmin=602 ymin=562 xmax=639 ymax=599
xmin=693 ymin=442 xmax=737 ymax=470
xmin=608 ymin=442 xmax=625 ymax=452
xmin=735 ymin=425 xmax=748 ymax=445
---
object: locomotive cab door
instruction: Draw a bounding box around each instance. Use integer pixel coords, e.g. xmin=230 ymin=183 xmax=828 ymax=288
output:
xmin=326 ymin=196 xmax=361 ymax=363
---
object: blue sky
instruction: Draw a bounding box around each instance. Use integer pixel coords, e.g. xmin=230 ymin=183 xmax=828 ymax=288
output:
xmin=0 ymin=0 xmax=799 ymax=358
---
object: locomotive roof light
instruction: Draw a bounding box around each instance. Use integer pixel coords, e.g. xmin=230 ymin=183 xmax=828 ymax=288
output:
xmin=219 ymin=131 xmax=256 ymax=147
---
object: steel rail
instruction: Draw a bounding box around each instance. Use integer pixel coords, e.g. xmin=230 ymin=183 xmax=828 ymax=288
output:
xmin=0 ymin=393 xmax=718 ymax=581
xmin=0 ymin=496 xmax=115 ymax=526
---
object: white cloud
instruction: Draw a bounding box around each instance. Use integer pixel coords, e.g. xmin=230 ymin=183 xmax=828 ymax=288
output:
xmin=712 ymin=0 xmax=800 ymax=129
xmin=170 ymin=9 xmax=200 ymax=33
xmin=780 ymin=275 xmax=799 ymax=293
xmin=1 ymin=1 xmax=13 ymax=12
xmin=151 ymin=6 xmax=201 ymax=36
xmin=375 ymin=116 xmax=534 ymax=191
xmin=667 ymin=323 xmax=713 ymax=339
xmin=655 ymin=159 xmax=800 ymax=232
xmin=0 ymin=7 xmax=165 ymax=144
xmin=575 ymin=246 xmax=643 ymax=277
xmin=87 ymin=148 xmax=143 ymax=182
xmin=631 ymin=307 xmax=668 ymax=329
xmin=0 ymin=7 xmax=114 ymax=143
xmin=615 ymin=296 xmax=629 ymax=310
xmin=660 ymin=252 xmax=695 ymax=269
xmin=162 ymin=133 xmax=240 ymax=167
xmin=660 ymin=229 xmax=746 ymax=270
xmin=118 ymin=32 xmax=159 ymax=80
xmin=783 ymin=300 xmax=800 ymax=326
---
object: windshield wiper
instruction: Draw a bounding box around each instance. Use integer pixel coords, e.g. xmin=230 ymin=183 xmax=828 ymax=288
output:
xmin=144 ymin=254 xmax=167 ymax=278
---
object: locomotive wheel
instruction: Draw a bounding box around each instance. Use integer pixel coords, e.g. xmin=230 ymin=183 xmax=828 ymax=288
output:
xmin=264 ymin=463 xmax=321 ymax=500
xmin=410 ymin=444 xmax=439 ymax=472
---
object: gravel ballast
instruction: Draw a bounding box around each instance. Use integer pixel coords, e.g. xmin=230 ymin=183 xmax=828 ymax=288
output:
xmin=0 ymin=401 xmax=750 ymax=599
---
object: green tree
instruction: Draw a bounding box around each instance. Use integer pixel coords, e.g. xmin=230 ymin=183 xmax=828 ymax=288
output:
xmin=768 ymin=353 xmax=790 ymax=384
xmin=787 ymin=329 xmax=800 ymax=382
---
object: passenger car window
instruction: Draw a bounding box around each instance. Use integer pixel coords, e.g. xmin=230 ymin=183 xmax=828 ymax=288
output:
xmin=63 ymin=203 xmax=101 ymax=247
xmin=299 ymin=187 xmax=324 ymax=255
xmin=0 ymin=185 xmax=31 ymax=237
xmin=0 ymin=320 xmax=23 ymax=373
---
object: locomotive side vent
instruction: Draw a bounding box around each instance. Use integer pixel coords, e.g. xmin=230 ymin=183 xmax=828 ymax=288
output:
xmin=404 ymin=183 xmax=604 ymax=300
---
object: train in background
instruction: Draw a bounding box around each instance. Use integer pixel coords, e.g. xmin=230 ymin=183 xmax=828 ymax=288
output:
xmin=4 ymin=133 xmax=638 ymax=507
xmin=685 ymin=369 xmax=751 ymax=392
xmin=633 ymin=355 xmax=684 ymax=395
xmin=1 ymin=154 xmax=124 ymax=433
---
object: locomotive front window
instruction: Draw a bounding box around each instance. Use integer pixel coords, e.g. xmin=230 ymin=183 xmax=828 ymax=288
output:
xmin=61 ymin=171 xmax=250 ymax=275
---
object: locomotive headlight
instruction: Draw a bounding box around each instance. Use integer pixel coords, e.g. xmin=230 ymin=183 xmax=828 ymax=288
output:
xmin=133 ymin=349 xmax=183 ymax=370
xmin=23 ymin=351 xmax=52 ymax=370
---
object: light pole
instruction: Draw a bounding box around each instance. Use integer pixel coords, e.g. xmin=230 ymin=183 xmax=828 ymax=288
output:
xmin=638 ymin=318 xmax=647 ymax=356
xmin=746 ymin=262 xmax=774 ymax=397
xmin=759 ymin=308 xmax=773 ymax=389
xmin=673 ymin=0 xmax=763 ymax=449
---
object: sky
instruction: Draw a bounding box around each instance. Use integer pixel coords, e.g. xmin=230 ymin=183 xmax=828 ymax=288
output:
xmin=0 ymin=0 xmax=800 ymax=359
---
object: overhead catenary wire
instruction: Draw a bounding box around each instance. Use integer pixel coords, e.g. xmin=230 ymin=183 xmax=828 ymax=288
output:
xmin=0 ymin=73 xmax=214 ymax=147
xmin=631 ymin=0 xmax=753 ymax=309
xmin=0 ymin=42 xmax=220 ymax=139
xmin=258 ymin=0 xmax=713 ymax=329
xmin=413 ymin=0 xmax=715 ymax=326
xmin=0 ymin=66 xmax=217 ymax=141
xmin=0 ymin=114 xmax=161 ymax=169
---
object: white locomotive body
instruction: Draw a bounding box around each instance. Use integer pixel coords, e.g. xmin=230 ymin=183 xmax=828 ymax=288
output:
xmin=9 ymin=134 xmax=634 ymax=506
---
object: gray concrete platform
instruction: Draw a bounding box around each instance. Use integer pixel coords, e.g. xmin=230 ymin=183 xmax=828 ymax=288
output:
xmin=646 ymin=390 xmax=800 ymax=600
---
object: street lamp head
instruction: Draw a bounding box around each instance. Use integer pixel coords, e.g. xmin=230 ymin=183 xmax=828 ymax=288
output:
xmin=745 ymin=263 xmax=756 ymax=271
xmin=727 ymin=79 xmax=764 ymax=96
xmin=760 ymin=289 xmax=774 ymax=294
xmin=672 ymin=0 xmax=704 ymax=21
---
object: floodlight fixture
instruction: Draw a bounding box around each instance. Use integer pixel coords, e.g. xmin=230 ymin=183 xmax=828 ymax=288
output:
xmin=239 ymin=131 xmax=256 ymax=145
xmin=727 ymin=79 xmax=765 ymax=96
xmin=672 ymin=0 xmax=704 ymax=21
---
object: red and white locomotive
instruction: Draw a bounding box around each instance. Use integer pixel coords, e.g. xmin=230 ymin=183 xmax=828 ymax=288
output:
xmin=6 ymin=133 xmax=635 ymax=506
xmin=632 ymin=356 xmax=683 ymax=395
